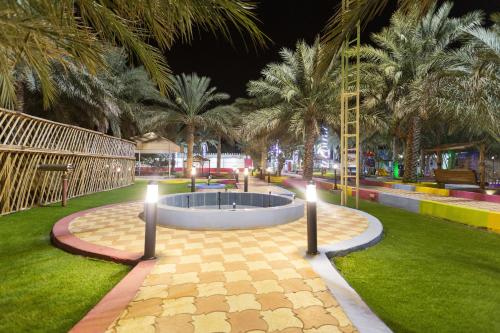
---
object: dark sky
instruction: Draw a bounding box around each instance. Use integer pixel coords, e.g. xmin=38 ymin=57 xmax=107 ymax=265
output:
xmin=167 ymin=0 xmax=499 ymax=101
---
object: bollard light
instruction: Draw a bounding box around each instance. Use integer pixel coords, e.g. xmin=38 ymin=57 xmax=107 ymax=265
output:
xmin=267 ymin=167 xmax=272 ymax=183
xmin=306 ymin=181 xmax=318 ymax=255
xmin=191 ymin=167 xmax=196 ymax=192
xmin=143 ymin=181 xmax=158 ymax=259
xmin=333 ymin=163 xmax=339 ymax=190
xmin=244 ymin=167 xmax=249 ymax=192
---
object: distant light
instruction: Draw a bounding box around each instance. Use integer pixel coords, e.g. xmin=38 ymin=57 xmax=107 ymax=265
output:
xmin=306 ymin=182 xmax=317 ymax=202
xmin=244 ymin=167 xmax=249 ymax=176
xmin=105 ymin=164 xmax=109 ymax=168
xmin=492 ymin=156 xmax=495 ymax=160
xmin=266 ymin=167 xmax=272 ymax=173
xmin=191 ymin=167 xmax=197 ymax=177
xmin=116 ymin=167 xmax=121 ymax=172
xmin=333 ymin=163 xmax=339 ymax=170
xmin=145 ymin=182 xmax=159 ymax=203
xmin=398 ymin=154 xmax=403 ymax=159
xmin=235 ymin=169 xmax=239 ymax=174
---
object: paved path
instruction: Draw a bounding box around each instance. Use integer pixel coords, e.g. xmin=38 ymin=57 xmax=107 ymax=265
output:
xmin=62 ymin=178 xmax=385 ymax=333
xmin=364 ymin=186 xmax=500 ymax=212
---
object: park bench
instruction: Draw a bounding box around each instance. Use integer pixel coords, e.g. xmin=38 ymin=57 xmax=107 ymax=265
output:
xmin=434 ymin=168 xmax=477 ymax=185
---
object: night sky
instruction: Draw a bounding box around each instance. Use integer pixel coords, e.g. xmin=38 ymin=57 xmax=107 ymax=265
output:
xmin=167 ymin=0 xmax=499 ymax=101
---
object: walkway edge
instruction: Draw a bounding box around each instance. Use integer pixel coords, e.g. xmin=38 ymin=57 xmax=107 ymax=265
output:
xmin=51 ymin=204 xmax=143 ymax=265
xmin=307 ymin=205 xmax=392 ymax=333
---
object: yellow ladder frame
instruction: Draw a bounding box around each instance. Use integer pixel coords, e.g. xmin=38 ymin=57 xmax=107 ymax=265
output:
xmin=340 ymin=0 xmax=361 ymax=208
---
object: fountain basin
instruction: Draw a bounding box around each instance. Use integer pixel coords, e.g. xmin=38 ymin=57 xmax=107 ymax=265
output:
xmin=154 ymin=192 xmax=304 ymax=230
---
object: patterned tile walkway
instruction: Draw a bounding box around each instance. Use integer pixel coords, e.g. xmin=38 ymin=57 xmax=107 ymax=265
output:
xmin=67 ymin=180 xmax=371 ymax=333
xmin=365 ymin=186 xmax=500 ymax=212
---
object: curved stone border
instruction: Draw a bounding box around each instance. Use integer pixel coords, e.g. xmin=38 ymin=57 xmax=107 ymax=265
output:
xmin=51 ymin=203 xmax=143 ymax=265
xmin=307 ymin=205 xmax=391 ymax=333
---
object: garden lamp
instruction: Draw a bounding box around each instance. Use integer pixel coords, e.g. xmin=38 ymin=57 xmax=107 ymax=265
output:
xmin=267 ymin=167 xmax=272 ymax=183
xmin=191 ymin=167 xmax=196 ymax=192
xmin=306 ymin=181 xmax=318 ymax=255
xmin=333 ymin=163 xmax=339 ymax=190
xmin=235 ymin=168 xmax=240 ymax=183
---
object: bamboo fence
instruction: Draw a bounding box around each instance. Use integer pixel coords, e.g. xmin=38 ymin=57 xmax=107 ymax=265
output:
xmin=0 ymin=108 xmax=135 ymax=215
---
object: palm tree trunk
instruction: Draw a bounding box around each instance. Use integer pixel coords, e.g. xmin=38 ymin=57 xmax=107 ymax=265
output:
xmin=260 ymin=148 xmax=267 ymax=179
xmin=403 ymin=116 xmax=421 ymax=182
xmin=185 ymin=124 xmax=195 ymax=177
xmin=303 ymin=123 xmax=317 ymax=181
xmin=15 ymin=81 xmax=25 ymax=112
xmin=216 ymin=135 xmax=222 ymax=174
xmin=392 ymin=136 xmax=398 ymax=178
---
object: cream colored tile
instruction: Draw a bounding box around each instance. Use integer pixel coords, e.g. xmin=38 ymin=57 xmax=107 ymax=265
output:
xmin=115 ymin=316 xmax=155 ymax=333
xmin=286 ymin=291 xmax=323 ymax=308
xmin=252 ymin=280 xmax=284 ymax=294
xmin=224 ymin=254 xmax=246 ymax=262
xmin=226 ymin=293 xmax=261 ymax=312
xmin=135 ymin=285 xmax=168 ymax=301
xmin=171 ymin=272 xmax=199 ymax=285
xmin=162 ymin=297 xmax=196 ymax=316
xmin=246 ymin=261 xmax=272 ymax=271
xmin=197 ymin=282 xmax=227 ymax=297
xmin=304 ymin=278 xmax=327 ymax=292
xmin=192 ymin=312 xmax=230 ymax=333
xmin=180 ymin=255 xmax=202 ymax=264
xmin=224 ymin=270 xmax=251 ymax=282
xmin=273 ymin=268 xmax=302 ymax=280
xmin=261 ymin=308 xmax=303 ymax=331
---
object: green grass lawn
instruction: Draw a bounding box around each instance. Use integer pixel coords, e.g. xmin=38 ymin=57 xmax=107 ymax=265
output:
xmin=0 ymin=180 xmax=187 ymax=333
xmin=289 ymin=187 xmax=500 ymax=333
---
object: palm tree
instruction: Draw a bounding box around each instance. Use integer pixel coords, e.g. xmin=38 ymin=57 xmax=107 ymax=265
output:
xmin=246 ymin=39 xmax=339 ymax=180
xmin=360 ymin=3 xmax=482 ymax=181
xmin=141 ymin=73 xmax=231 ymax=176
xmin=1 ymin=0 xmax=266 ymax=109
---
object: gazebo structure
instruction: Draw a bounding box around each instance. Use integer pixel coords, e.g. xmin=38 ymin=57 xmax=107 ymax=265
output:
xmin=423 ymin=141 xmax=486 ymax=188
xmin=190 ymin=154 xmax=211 ymax=177
xmin=131 ymin=132 xmax=180 ymax=176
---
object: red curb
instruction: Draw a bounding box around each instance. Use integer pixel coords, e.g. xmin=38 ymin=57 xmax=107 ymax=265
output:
xmin=51 ymin=204 xmax=143 ymax=265
xmin=69 ymin=259 xmax=156 ymax=333
xmin=51 ymin=203 xmax=153 ymax=333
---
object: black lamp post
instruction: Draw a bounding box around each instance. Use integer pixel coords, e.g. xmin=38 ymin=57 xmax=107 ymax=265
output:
xmin=333 ymin=163 xmax=339 ymax=190
xmin=235 ymin=168 xmax=239 ymax=183
xmin=267 ymin=167 xmax=272 ymax=183
xmin=306 ymin=181 xmax=318 ymax=255
xmin=143 ymin=181 xmax=158 ymax=259
xmin=191 ymin=167 xmax=196 ymax=192
xmin=244 ymin=167 xmax=249 ymax=192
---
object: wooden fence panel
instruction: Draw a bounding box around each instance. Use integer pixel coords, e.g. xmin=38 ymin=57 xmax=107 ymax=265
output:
xmin=0 ymin=108 xmax=135 ymax=215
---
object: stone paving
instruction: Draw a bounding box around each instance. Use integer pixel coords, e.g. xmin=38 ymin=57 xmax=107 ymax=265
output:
xmin=364 ymin=186 xmax=500 ymax=212
xmin=67 ymin=179 xmax=371 ymax=333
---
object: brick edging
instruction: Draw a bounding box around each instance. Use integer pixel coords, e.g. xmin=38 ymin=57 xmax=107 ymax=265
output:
xmin=51 ymin=203 xmax=151 ymax=333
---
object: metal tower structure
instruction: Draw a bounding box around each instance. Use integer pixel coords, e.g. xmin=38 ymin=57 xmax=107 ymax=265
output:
xmin=340 ymin=0 xmax=361 ymax=208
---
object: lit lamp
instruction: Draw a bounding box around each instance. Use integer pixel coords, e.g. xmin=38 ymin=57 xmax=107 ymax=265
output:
xmin=492 ymin=156 xmax=495 ymax=175
xmin=191 ymin=167 xmax=196 ymax=192
xmin=306 ymin=181 xmax=318 ymax=255
xmin=235 ymin=168 xmax=240 ymax=183
xmin=333 ymin=163 xmax=339 ymax=190
xmin=143 ymin=181 xmax=158 ymax=260
xmin=244 ymin=167 xmax=249 ymax=192
xmin=267 ymin=167 xmax=272 ymax=183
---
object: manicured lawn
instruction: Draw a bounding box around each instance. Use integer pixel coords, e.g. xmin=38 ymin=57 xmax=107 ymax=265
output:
xmin=289 ymin=186 xmax=500 ymax=333
xmin=0 ymin=180 xmax=187 ymax=333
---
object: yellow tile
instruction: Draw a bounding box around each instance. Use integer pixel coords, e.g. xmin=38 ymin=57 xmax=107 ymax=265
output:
xmin=226 ymin=293 xmax=261 ymax=312
xmin=304 ymin=278 xmax=327 ymax=292
xmin=305 ymin=325 xmax=342 ymax=333
xmin=261 ymin=308 xmax=303 ymax=331
xmin=266 ymin=253 xmax=288 ymax=261
xmin=224 ymin=254 xmax=246 ymax=262
xmin=273 ymin=268 xmax=302 ymax=280
xmin=224 ymin=270 xmax=252 ymax=282
xmin=135 ymin=285 xmax=168 ymax=301
xmin=241 ymin=247 xmax=262 ymax=255
xmin=246 ymin=261 xmax=272 ymax=271
xmin=180 ymin=255 xmax=202 ymax=264
xmin=192 ymin=312 xmax=230 ymax=333
xmin=200 ymin=262 xmax=225 ymax=272
xmin=252 ymin=280 xmax=284 ymax=294
xmin=162 ymin=297 xmax=196 ymax=316
xmin=197 ymin=282 xmax=227 ymax=297
xmin=285 ymin=291 xmax=323 ymax=308
xmin=171 ymin=272 xmax=199 ymax=285
xmin=115 ymin=316 xmax=156 ymax=333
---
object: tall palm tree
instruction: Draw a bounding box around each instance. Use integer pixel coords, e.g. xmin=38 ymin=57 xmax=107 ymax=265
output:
xmin=1 ymin=0 xmax=266 ymax=109
xmin=360 ymin=3 xmax=482 ymax=181
xmin=141 ymin=73 xmax=231 ymax=176
xmin=246 ymin=39 xmax=339 ymax=180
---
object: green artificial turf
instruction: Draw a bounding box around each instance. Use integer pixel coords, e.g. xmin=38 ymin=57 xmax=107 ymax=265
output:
xmin=0 ymin=180 xmax=187 ymax=333
xmin=290 ymin=187 xmax=500 ymax=333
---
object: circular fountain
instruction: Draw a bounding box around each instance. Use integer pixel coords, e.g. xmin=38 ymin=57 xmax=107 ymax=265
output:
xmin=154 ymin=192 xmax=304 ymax=230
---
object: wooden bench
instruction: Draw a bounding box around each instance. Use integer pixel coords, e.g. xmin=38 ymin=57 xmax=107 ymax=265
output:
xmin=434 ymin=169 xmax=477 ymax=185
